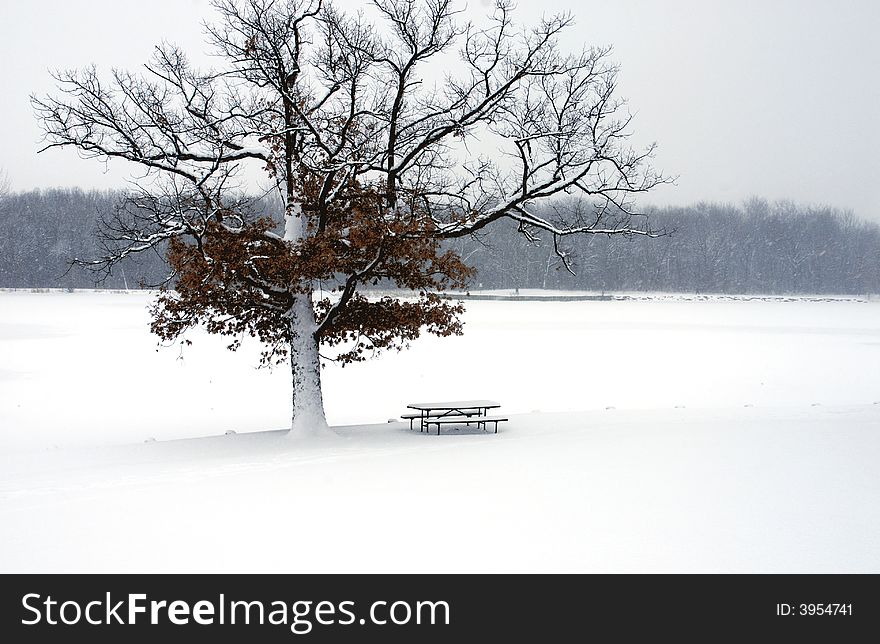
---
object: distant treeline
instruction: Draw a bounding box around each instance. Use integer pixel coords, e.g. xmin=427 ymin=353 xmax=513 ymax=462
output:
xmin=447 ymin=200 xmax=880 ymax=295
xmin=0 ymin=188 xmax=168 ymax=289
xmin=1 ymin=188 xmax=878 ymax=294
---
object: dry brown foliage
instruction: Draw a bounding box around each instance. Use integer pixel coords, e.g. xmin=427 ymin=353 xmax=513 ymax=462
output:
xmin=151 ymin=175 xmax=473 ymax=365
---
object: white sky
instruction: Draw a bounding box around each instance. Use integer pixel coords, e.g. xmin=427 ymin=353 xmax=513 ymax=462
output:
xmin=1 ymin=0 xmax=878 ymax=219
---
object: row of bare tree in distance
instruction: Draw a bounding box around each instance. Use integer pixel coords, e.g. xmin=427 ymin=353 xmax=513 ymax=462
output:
xmin=1 ymin=188 xmax=877 ymax=296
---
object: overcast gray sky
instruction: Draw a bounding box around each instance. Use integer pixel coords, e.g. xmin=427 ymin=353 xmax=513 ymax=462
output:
xmin=2 ymin=0 xmax=878 ymax=219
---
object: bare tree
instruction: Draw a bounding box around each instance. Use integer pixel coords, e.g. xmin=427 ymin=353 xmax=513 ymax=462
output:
xmin=33 ymin=0 xmax=665 ymax=435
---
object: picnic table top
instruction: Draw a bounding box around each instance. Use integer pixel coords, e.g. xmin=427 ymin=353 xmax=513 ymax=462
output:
xmin=406 ymin=400 xmax=501 ymax=411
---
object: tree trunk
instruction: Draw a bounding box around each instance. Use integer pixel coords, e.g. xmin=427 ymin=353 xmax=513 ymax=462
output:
xmin=286 ymin=292 xmax=329 ymax=436
xmin=283 ymin=199 xmax=329 ymax=437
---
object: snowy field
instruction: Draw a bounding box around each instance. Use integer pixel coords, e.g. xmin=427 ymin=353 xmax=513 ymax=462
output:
xmin=1 ymin=290 xmax=879 ymax=572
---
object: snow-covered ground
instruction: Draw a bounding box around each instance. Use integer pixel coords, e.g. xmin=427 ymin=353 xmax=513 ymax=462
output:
xmin=1 ymin=290 xmax=879 ymax=572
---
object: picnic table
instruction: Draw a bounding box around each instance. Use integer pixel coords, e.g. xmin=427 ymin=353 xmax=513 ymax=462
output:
xmin=405 ymin=400 xmax=503 ymax=434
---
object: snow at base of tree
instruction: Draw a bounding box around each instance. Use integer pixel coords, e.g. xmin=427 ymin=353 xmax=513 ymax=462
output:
xmin=1 ymin=291 xmax=879 ymax=572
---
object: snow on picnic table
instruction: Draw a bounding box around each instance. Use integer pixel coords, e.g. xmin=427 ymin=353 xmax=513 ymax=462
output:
xmin=0 ymin=290 xmax=879 ymax=572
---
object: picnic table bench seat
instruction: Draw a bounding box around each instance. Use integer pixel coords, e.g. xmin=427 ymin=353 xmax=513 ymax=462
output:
xmin=401 ymin=409 xmax=482 ymax=429
xmin=423 ymin=415 xmax=508 ymax=435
